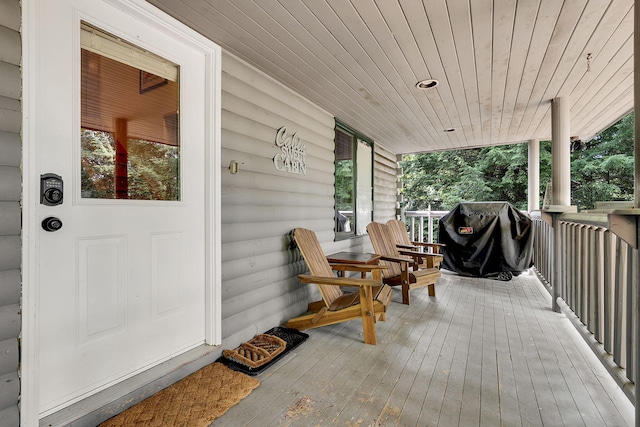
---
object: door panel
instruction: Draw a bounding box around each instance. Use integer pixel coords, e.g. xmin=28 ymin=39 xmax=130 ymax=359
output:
xmin=77 ymin=237 xmax=127 ymax=344
xmin=33 ymin=0 xmax=210 ymax=416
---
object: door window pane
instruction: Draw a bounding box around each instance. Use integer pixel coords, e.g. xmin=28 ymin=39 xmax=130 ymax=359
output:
xmin=80 ymin=23 xmax=180 ymax=200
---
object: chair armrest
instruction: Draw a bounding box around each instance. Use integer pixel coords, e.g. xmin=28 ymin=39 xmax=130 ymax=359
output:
xmin=398 ymin=249 xmax=428 ymax=257
xmin=411 ymin=242 xmax=446 ymax=253
xmin=395 ymin=243 xmax=417 ymax=250
xmin=298 ymin=275 xmax=381 ymax=287
xmin=378 ymin=255 xmax=413 ymax=264
xmin=329 ymin=263 xmax=388 ymax=273
xmin=411 ymin=241 xmax=446 ymax=247
xmin=398 ymin=249 xmax=443 ymax=259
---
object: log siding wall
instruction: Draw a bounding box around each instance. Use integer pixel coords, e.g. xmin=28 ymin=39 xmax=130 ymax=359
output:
xmin=0 ymin=0 xmax=22 ymax=425
xmin=220 ymin=53 xmax=335 ymax=343
xmin=220 ymin=52 xmax=398 ymax=344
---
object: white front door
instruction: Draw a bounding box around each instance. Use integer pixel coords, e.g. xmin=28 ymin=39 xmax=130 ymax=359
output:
xmin=25 ymin=0 xmax=220 ymax=417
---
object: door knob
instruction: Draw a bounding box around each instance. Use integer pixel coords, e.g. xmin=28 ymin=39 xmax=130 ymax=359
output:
xmin=42 ymin=217 xmax=63 ymax=232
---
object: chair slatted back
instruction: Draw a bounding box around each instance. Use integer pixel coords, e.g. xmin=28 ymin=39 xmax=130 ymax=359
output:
xmin=366 ymin=222 xmax=403 ymax=279
xmin=293 ymin=228 xmax=343 ymax=306
xmin=386 ymin=219 xmax=413 ymax=247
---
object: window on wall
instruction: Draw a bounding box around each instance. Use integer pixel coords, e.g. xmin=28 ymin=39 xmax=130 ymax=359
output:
xmin=335 ymin=122 xmax=373 ymax=239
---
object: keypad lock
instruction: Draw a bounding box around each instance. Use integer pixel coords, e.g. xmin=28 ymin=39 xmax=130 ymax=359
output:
xmin=41 ymin=173 xmax=63 ymax=206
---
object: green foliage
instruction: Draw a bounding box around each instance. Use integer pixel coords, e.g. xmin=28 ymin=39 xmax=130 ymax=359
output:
xmin=401 ymin=143 xmax=542 ymax=211
xmin=335 ymin=159 xmax=353 ymax=211
xmin=571 ymin=113 xmax=634 ymax=209
xmin=81 ymin=129 xmax=180 ymax=200
xmin=81 ymin=130 xmax=116 ymax=197
xmin=400 ymin=113 xmax=632 ymax=211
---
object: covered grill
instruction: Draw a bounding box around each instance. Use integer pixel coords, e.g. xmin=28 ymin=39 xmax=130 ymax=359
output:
xmin=438 ymin=202 xmax=534 ymax=280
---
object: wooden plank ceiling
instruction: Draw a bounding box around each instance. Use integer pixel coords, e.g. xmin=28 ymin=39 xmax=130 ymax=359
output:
xmin=149 ymin=0 xmax=634 ymax=155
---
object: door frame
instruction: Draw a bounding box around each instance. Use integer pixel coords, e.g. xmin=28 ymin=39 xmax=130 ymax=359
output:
xmin=20 ymin=0 xmax=222 ymax=424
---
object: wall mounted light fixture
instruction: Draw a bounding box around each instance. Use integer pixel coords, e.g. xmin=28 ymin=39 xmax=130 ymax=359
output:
xmin=229 ymin=160 xmax=239 ymax=174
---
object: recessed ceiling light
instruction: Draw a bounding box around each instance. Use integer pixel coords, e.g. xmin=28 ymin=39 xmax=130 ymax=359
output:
xmin=415 ymin=79 xmax=439 ymax=89
xmin=444 ymin=128 xmax=455 ymax=132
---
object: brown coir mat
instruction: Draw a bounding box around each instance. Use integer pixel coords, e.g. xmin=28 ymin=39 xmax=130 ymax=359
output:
xmin=99 ymin=362 xmax=260 ymax=427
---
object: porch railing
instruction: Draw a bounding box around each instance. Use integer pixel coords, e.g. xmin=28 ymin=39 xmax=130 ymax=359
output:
xmin=404 ymin=209 xmax=449 ymax=244
xmin=401 ymin=208 xmax=636 ymax=401
xmin=531 ymin=211 xmax=636 ymax=401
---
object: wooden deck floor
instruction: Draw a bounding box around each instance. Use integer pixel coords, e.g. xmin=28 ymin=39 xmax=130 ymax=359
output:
xmin=216 ymin=270 xmax=634 ymax=427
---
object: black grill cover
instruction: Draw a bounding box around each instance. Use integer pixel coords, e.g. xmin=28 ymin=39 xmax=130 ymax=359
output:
xmin=438 ymin=202 xmax=533 ymax=278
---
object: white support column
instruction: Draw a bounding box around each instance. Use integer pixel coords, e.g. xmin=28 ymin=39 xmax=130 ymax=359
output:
xmin=551 ymin=97 xmax=571 ymax=206
xmin=528 ymin=138 xmax=540 ymax=212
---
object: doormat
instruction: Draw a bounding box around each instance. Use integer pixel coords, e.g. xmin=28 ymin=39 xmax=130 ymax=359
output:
xmin=217 ymin=326 xmax=309 ymax=376
xmin=223 ymin=333 xmax=287 ymax=369
xmin=99 ymin=362 xmax=259 ymax=427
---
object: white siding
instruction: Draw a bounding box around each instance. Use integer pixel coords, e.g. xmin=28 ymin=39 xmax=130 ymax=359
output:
xmin=220 ymin=52 xmax=398 ymax=344
xmin=0 ymin=0 xmax=21 ymax=424
xmin=220 ymin=52 xmax=335 ymax=343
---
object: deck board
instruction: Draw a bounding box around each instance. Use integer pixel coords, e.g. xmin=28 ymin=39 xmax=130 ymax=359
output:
xmin=214 ymin=271 xmax=634 ymax=426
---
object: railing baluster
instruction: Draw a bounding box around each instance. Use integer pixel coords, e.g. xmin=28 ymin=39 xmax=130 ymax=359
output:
xmin=593 ymin=227 xmax=602 ymax=341
xmin=557 ymin=221 xmax=570 ymax=299
xmin=585 ymin=226 xmax=592 ymax=331
xmin=410 ymin=217 xmax=415 ymax=242
xmin=567 ymin=224 xmax=580 ymax=317
xmin=577 ymin=224 xmax=584 ymax=317
xmin=565 ymin=223 xmax=571 ymax=307
xmin=614 ymin=236 xmax=624 ymax=368
xmin=603 ymin=230 xmax=612 ymax=354
xmin=587 ymin=226 xmax=595 ymax=330
xmin=562 ymin=222 xmax=568 ymax=301
xmin=632 ymin=247 xmax=638 ymax=390
xmin=539 ymin=220 xmax=545 ymax=278
xmin=547 ymin=220 xmax=552 ymax=280
xmin=625 ymin=244 xmax=634 ymax=382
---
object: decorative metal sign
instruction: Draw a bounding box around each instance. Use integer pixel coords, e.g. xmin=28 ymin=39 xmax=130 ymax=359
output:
xmin=273 ymin=126 xmax=307 ymax=175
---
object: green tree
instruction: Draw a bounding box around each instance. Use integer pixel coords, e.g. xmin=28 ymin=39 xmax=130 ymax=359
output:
xmin=401 ymin=143 xmax=551 ymax=211
xmin=81 ymin=129 xmax=180 ymax=200
xmin=335 ymin=160 xmax=353 ymax=211
xmin=400 ymin=112 xmax=631 ymax=211
xmin=571 ymin=113 xmax=634 ymax=209
xmin=81 ymin=129 xmax=116 ymax=198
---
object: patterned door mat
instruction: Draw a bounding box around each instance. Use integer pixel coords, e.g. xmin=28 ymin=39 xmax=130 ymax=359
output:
xmin=99 ymin=362 xmax=259 ymax=427
xmin=217 ymin=327 xmax=308 ymax=375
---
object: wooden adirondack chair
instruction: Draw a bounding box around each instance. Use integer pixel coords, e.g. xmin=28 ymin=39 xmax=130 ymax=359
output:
xmin=286 ymin=228 xmax=393 ymax=345
xmin=386 ymin=219 xmax=445 ymax=269
xmin=367 ymin=221 xmax=440 ymax=305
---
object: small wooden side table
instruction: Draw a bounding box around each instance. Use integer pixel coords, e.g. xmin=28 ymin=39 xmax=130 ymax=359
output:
xmin=326 ymin=252 xmax=381 ymax=278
